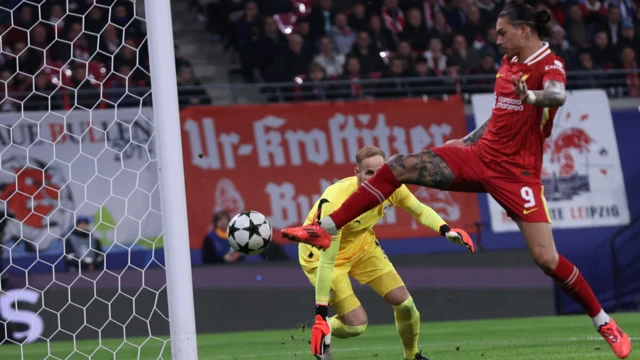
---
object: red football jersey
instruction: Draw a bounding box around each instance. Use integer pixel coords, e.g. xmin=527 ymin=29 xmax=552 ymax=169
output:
xmin=475 ymin=42 xmax=567 ymax=178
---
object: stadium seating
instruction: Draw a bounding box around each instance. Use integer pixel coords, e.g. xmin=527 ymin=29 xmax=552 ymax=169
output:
xmin=0 ymin=0 xmax=208 ymax=111
xmin=200 ymin=0 xmax=640 ymax=99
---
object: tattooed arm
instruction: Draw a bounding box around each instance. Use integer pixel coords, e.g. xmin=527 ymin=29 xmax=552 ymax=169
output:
xmin=462 ymin=117 xmax=490 ymax=146
xmin=513 ymin=74 xmax=567 ymax=108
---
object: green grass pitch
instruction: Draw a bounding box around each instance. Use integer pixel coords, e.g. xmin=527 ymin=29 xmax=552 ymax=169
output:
xmin=1 ymin=313 xmax=639 ymax=359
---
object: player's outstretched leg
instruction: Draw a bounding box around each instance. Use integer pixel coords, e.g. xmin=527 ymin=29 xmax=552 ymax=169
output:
xmin=519 ymin=222 xmax=632 ymax=359
xmin=282 ymin=150 xmax=454 ymax=245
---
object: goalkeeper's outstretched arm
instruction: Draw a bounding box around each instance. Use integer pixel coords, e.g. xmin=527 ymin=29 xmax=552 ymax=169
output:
xmin=397 ymin=188 xmax=475 ymax=253
xmin=396 ymin=188 xmax=447 ymax=234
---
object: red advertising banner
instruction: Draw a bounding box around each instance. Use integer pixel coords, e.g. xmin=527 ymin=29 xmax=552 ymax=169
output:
xmin=180 ymin=97 xmax=481 ymax=249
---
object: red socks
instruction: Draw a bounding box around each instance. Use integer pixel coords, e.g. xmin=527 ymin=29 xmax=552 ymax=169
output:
xmin=548 ymin=254 xmax=602 ymax=317
xmin=330 ymin=164 xmax=402 ymax=229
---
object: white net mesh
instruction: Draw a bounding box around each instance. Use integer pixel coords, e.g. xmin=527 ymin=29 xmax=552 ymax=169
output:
xmin=0 ymin=1 xmax=171 ymax=358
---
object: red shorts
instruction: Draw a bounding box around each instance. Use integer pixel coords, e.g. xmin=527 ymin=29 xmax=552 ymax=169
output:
xmin=431 ymin=146 xmax=551 ymax=223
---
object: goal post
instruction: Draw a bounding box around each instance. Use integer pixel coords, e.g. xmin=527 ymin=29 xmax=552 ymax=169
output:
xmin=144 ymin=1 xmax=199 ymax=358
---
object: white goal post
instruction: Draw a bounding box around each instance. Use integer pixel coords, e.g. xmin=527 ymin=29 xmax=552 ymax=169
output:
xmin=144 ymin=1 xmax=199 ymax=358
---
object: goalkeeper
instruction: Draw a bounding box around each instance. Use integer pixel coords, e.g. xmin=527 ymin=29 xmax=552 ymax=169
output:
xmin=300 ymin=146 xmax=474 ymax=360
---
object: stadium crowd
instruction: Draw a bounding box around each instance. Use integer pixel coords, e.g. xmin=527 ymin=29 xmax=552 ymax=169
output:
xmin=203 ymin=0 xmax=640 ymax=99
xmin=0 ymin=0 xmax=211 ymax=112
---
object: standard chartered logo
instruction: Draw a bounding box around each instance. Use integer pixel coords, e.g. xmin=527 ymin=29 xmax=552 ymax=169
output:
xmin=495 ymin=96 xmax=524 ymax=111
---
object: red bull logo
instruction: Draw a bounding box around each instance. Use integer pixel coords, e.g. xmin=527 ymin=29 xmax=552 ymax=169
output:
xmin=0 ymin=156 xmax=74 ymax=250
xmin=542 ymin=117 xmax=595 ymax=201
xmin=0 ymin=167 xmax=59 ymax=229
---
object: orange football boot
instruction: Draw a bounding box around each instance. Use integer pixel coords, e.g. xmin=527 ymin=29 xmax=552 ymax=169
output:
xmin=281 ymin=223 xmax=332 ymax=251
xmin=598 ymin=318 xmax=632 ymax=359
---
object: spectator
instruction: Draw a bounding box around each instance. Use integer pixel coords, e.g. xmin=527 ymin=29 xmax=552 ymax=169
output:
xmin=396 ymin=40 xmax=417 ymax=70
xmin=107 ymin=65 xmax=145 ymax=108
xmin=568 ymin=48 xmax=605 ymax=89
xmin=429 ymin=10 xmax=454 ymax=49
xmin=580 ymin=0 xmax=607 ymax=27
xmin=444 ymin=58 xmax=462 ymax=94
xmin=409 ymin=56 xmax=445 ymax=96
xmin=481 ymin=27 xmax=502 ymax=62
xmin=369 ymin=14 xmax=397 ymax=51
xmin=174 ymin=41 xmax=194 ymax=70
xmin=275 ymin=34 xmax=312 ymax=81
xmin=550 ymin=25 xmax=573 ymax=64
xmin=462 ymin=5 xmax=486 ymax=47
xmin=49 ymin=21 xmax=96 ymax=64
xmin=423 ymin=37 xmax=448 ymax=75
xmin=313 ymin=36 xmax=346 ymax=78
xmin=476 ymin=0 xmax=500 ymax=26
xmin=545 ymin=0 xmax=566 ymax=27
xmin=257 ymin=0 xmax=293 ymax=15
xmin=99 ymin=24 xmax=123 ymax=64
xmin=470 ymin=53 xmax=498 ymax=93
xmin=177 ymin=66 xmax=212 ymax=108
xmin=49 ymin=3 xmax=66 ymax=37
xmin=349 ymin=31 xmax=386 ymax=74
xmin=348 ymin=1 xmax=370 ymax=32
xmin=233 ymin=1 xmax=262 ymax=83
xmin=335 ymin=56 xmax=369 ymax=99
xmin=381 ymin=0 xmax=406 ymax=35
xmin=202 ymin=210 xmax=241 ymax=264
xmin=301 ymin=62 xmax=329 ymax=101
xmin=617 ymin=21 xmax=639 ymax=56
xmin=567 ymin=5 xmax=589 ymax=48
xmin=23 ymin=72 xmax=61 ymax=111
xmin=295 ymin=18 xmax=318 ymax=59
xmin=253 ymin=16 xmax=288 ymax=82
xmin=606 ymin=6 xmax=623 ymax=46
xmin=85 ymin=7 xmax=108 ymax=35
xmin=70 ymin=61 xmax=101 ymax=109
xmin=16 ymin=5 xmax=36 ymax=32
xmin=610 ymin=0 xmax=637 ymax=23
xmin=377 ymin=56 xmax=409 ymax=98
xmin=0 ymin=70 xmax=19 ymax=112
xmin=112 ymin=3 xmax=143 ymax=39
xmin=328 ymin=13 xmax=357 ymax=55
xmin=113 ymin=39 xmax=139 ymax=74
xmin=308 ymin=0 xmax=337 ymax=37
xmin=591 ymin=30 xmax=617 ymax=69
xmin=400 ymin=8 xmax=430 ymax=51
xmin=448 ymin=34 xmax=480 ymax=74
xmin=619 ymin=47 xmax=639 ymax=96
xmin=30 ymin=24 xmax=49 ymax=56
xmin=64 ymin=216 xmax=104 ymax=272
xmin=445 ymin=0 xmax=469 ymax=31
xmin=12 ymin=41 xmax=42 ymax=76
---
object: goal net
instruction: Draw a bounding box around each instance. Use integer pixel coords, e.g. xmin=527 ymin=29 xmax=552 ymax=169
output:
xmin=0 ymin=1 xmax=193 ymax=358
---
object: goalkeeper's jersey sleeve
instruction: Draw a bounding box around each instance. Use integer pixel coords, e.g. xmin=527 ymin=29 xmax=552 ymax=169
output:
xmin=392 ymin=185 xmax=447 ymax=234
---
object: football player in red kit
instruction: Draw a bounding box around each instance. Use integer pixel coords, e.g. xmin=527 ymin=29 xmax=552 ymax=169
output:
xmin=282 ymin=4 xmax=632 ymax=359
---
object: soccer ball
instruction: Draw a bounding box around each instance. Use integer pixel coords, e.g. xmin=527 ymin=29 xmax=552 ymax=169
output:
xmin=227 ymin=210 xmax=272 ymax=255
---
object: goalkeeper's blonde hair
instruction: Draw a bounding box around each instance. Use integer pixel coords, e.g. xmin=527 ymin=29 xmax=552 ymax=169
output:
xmin=355 ymin=146 xmax=386 ymax=166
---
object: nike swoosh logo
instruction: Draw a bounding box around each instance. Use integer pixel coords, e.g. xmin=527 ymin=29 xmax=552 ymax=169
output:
xmin=523 ymin=208 xmax=538 ymax=215
xmin=496 ymin=73 xmax=504 ymax=78
xmin=522 ymin=74 xmax=530 ymax=81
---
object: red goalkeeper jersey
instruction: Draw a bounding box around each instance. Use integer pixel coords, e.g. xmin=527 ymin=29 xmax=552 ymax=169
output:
xmin=475 ymin=42 xmax=567 ymax=178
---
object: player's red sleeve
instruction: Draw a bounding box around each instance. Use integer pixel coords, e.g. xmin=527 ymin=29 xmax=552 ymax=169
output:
xmin=542 ymin=57 xmax=567 ymax=85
